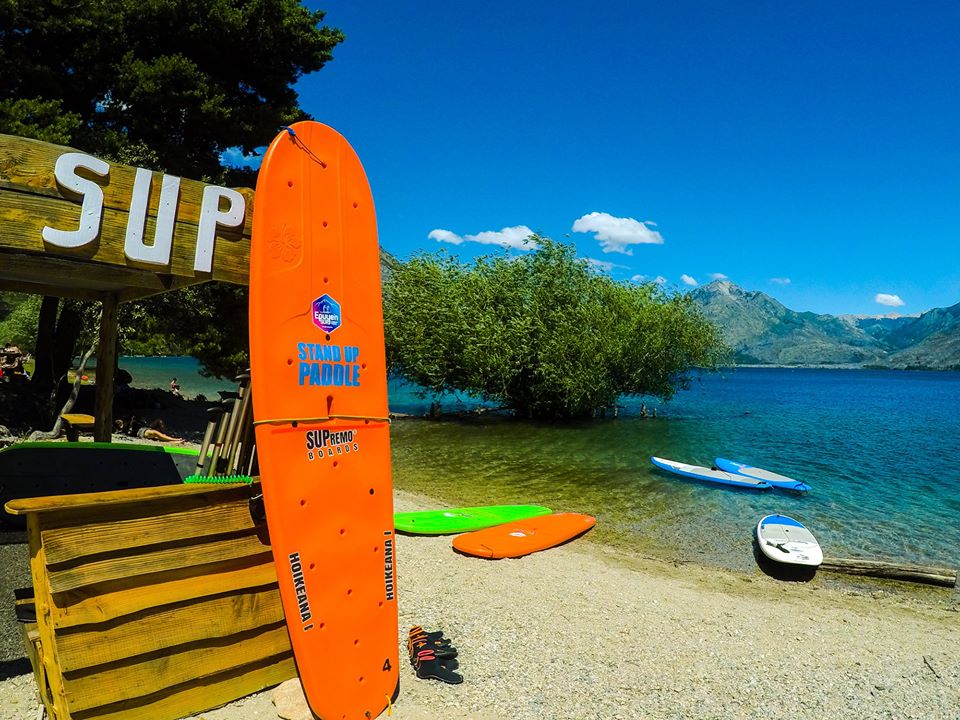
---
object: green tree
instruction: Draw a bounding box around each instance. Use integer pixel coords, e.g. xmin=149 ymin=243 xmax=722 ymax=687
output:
xmin=0 ymin=0 xmax=342 ymax=181
xmin=0 ymin=0 xmax=344 ymax=378
xmin=383 ymin=238 xmax=728 ymax=419
xmin=120 ymin=283 xmax=250 ymax=379
xmin=0 ymin=292 xmax=41 ymax=349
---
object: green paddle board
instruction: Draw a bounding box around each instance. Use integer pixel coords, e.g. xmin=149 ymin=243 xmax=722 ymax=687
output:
xmin=394 ymin=504 xmax=552 ymax=535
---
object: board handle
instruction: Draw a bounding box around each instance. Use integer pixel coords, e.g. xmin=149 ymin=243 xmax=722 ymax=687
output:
xmin=253 ymin=414 xmax=390 ymax=427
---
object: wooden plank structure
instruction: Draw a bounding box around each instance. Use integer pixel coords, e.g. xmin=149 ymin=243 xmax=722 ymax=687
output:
xmin=0 ymin=134 xmax=253 ymax=294
xmin=5 ymin=482 xmax=296 ymax=720
xmin=0 ymin=133 xmax=254 ymax=440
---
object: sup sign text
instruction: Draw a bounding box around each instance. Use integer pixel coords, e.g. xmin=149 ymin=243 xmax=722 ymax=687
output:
xmin=42 ymin=152 xmax=246 ymax=273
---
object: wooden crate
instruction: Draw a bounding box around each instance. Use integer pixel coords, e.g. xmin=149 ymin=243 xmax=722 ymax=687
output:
xmin=5 ymin=482 xmax=296 ymax=720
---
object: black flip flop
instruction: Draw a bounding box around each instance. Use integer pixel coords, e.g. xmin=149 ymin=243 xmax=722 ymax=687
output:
xmin=414 ymin=649 xmax=463 ymax=684
xmin=410 ymin=638 xmax=458 ymax=661
xmin=408 ymin=626 xmax=449 ymax=642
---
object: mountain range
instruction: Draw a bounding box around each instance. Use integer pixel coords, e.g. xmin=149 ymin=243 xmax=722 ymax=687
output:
xmin=691 ymin=280 xmax=960 ymax=370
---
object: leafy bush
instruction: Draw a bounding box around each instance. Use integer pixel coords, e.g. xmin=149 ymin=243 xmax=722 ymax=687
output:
xmin=383 ymin=237 xmax=728 ymax=419
xmin=0 ymin=293 xmax=41 ymax=349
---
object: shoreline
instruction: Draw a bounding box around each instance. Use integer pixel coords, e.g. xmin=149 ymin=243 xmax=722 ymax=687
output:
xmin=206 ymin=488 xmax=960 ymax=719
xmin=3 ymin=408 xmax=958 ymax=604
xmin=2 ymin=481 xmax=958 ymax=719
xmin=725 ymin=364 xmax=960 ymax=372
xmin=1 ymin=397 xmax=958 ymax=718
xmin=387 ymin=482 xmax=960 ymax=613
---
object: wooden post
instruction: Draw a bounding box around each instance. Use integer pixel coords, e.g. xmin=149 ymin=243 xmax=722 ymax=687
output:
xmin=94 ymin=293 xmax=119 ymax=442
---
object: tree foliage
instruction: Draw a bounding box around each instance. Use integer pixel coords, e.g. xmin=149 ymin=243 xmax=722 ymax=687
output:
xmin=0 ymin=292 xmax=41 ymax=349
xmin=0 ymin=0 xmax=344 ymax=378
xmin=0 ymin=0 xmax=343 ymax=181
xmin=120 ymin=283 xmax=250 ymax=379
xmin=383 ymin=238 xmax=729 ymax=419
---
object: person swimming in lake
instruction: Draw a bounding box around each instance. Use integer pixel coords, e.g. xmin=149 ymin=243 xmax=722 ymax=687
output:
xmin=169 ymin=377 xmax=183 ymax=398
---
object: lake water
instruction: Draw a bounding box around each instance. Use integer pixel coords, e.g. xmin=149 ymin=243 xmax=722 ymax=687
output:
xmin=118 ymin=356 xmax=239 ymax=399
xmin=389 ymin=368 xmax=960 ymax=576
xmin=124 ymin=358 xmax=960 ymax=576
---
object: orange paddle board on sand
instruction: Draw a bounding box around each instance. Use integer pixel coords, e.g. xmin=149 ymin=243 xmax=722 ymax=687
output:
xmin=452 ymin=512 xmax=597 ymax=558
xmin=249 ymin=121 xmax=399 ymax=719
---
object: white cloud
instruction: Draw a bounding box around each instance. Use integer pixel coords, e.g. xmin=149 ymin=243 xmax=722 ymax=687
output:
xmin=427 ymin=229 xmax=463 ymax=245
xmin=632 ymin=274 xmax=668 ymax=285
xmin=875 ymin=293 xmax=905 ymax=307
xmin=428 ymin=225 xmax=537 ymax=250
xmin=709 ymin=273 xmax=728 ymax=281
xmin=585 ymin=258 xmax=628 ymax=273
xmin=680 ymin=274 xmax=698 ymax=286
xmin=770 ymin=277 xmax=792 ymax=285
xmin=586 ymin=258 xmax=616 ymax=272
xmin=571 ymin=212 xmax=664 ymax=255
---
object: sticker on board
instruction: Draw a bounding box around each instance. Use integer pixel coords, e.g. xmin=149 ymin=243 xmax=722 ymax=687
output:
xmin=311 ymin=294 xmax=341 ymax=333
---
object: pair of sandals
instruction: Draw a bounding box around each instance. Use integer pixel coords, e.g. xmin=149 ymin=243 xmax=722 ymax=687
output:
xmin=408 ymin=625 xmax=462 ymax=684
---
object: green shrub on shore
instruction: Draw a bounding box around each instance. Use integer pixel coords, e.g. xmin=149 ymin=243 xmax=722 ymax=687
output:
xmin=0 ymin=292 xmax=41 ymax=349
xmin=383 ymin=237 xmax=728 ymax=420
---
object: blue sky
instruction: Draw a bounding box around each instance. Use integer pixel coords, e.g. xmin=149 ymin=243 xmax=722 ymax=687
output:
xmin=232 ymin=1 xmax=960 ymax=315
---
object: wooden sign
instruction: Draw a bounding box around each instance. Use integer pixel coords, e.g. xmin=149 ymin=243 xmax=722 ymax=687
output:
xmin=0 ymin=133 xmax=254 ymax=299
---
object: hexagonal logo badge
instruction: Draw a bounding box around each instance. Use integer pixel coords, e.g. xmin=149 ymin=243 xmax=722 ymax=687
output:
xmin=311 ymin=294 xmax=342 ymax=333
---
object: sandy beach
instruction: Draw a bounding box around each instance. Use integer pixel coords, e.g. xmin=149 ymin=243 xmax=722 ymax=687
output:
xmin=1 ymin=463 xmax=958 ymax=720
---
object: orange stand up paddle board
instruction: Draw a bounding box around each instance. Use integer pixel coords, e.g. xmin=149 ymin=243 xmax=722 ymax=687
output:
xmin=452 ymin=512 xmax=597 ymax=559
xmin=249 ymin=121 xmax=398 ymax=719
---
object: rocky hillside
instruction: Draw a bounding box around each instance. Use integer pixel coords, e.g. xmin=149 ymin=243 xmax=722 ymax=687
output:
xmin=692 ymin=280 xmax=960 ymax=369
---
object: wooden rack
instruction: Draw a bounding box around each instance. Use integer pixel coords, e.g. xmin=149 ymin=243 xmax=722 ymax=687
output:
xmin=6 ymin=482 xmax=295 ymax=720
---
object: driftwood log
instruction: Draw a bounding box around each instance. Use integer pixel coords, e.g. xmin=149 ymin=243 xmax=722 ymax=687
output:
xmin=820 ymin=557 xmax=957 ymax=588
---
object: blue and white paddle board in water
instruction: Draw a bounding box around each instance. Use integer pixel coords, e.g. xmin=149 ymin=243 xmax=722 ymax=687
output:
xmin=756 ymin=514 xmax=823 ymax=567
xmin=715 ymin=458 xmax=811 ymax=493
xmin=650 ymin=456 xmax=772 ymax=490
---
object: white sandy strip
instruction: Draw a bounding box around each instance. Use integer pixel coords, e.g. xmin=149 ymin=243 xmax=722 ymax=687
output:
xmin=2 ymin=488 xmax=958 ymax=720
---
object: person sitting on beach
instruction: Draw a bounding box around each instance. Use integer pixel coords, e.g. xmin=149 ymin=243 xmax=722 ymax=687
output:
xmin=124 ymin=416 xmax=183 ymax=443
xmin=1 ymin=342 xmax=24 ymax=374
xmin=1 ymin=341 xmax=21 ymax=358
xmin=115 ymin=368 xmax=133 ymax=393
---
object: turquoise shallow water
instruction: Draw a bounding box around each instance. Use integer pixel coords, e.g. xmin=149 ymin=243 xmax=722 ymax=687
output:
xmin=116 ymin=356 xmax=238 ymax=399
xmin=120 ymin=358 xmax=960 ymax=574
xmin=388 ymin=368 xmax=960 ymax=575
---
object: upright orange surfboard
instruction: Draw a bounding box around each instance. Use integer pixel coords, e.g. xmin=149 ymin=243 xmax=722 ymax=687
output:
xmin=249 ymin=122 xmax=399 ymax=719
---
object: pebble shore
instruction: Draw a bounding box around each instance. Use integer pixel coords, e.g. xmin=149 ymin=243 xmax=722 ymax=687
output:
xmin=1 ymin=473 xmax=958 ymax=719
